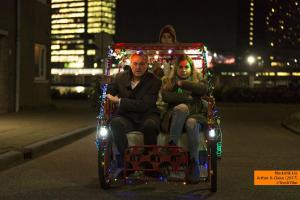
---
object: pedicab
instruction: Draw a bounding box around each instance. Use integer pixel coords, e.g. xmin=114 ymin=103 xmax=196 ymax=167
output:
xmin=95 ymin=43 xmax=222 ymax=192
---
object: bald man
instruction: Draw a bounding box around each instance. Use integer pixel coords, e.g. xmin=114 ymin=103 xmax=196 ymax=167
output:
xmin=107 ymin=52 xmax=162 ymax=163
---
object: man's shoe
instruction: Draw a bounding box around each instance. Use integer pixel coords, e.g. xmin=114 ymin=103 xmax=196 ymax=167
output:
xmin=111 ymin=167 xmax=124 ymax=179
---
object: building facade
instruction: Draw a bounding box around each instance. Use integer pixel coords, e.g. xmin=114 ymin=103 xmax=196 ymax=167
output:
xmin=214 ymin=0 xmax=300 ymax=89
xmin=0 ymin=0 xmax=51 ymax=113
xmin=237 ymin=0 xmax=300 ymax=68
xmin=50 ymin=0 xmax=116 ymax=92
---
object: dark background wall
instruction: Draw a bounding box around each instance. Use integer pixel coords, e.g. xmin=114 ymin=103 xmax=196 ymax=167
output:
xmin=19 ymin=0 xmax=51 ymax=108
xmin=0 ymin=0 xmax=17 ymax=113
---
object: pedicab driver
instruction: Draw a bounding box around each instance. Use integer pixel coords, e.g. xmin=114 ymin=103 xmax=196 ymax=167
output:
xmin=107 ymin=52 xmax=162 ymax=165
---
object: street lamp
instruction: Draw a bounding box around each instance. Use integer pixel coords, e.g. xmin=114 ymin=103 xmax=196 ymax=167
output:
xmin=247 ymin=55 xmax=256 ymax=65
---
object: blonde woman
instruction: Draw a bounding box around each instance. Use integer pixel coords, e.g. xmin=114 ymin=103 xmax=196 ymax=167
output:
xmin=161 ymin=55 xmax=208 ymax=183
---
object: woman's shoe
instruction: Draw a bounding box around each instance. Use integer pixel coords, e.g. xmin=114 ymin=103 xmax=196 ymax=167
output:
xmin=187 ymin=159 xmax=201 ymax=184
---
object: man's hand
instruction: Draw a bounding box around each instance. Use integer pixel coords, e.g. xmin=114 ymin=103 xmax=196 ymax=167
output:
xmin=177 ymin=80 xmax=182 ymax=87
xmin=106 ymin=94 xmax=120 ymax=104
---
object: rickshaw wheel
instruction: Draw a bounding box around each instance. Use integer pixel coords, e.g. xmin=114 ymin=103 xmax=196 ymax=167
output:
xmin=98 ymin=138 xmax=113 ymax=189
xmin=210 ymin=141 xmax=217 ymax=192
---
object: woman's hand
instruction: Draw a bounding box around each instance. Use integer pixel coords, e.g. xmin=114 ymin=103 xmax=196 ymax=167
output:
xmin=106 ymin=94 xmax=120 ymax=104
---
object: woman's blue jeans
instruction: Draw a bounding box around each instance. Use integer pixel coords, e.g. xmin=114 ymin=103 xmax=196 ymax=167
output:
xmin=169 ymin=104 xmax=202 ymax=161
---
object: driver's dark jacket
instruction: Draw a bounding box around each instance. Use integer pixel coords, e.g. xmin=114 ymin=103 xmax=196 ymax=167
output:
xmin=107 ymin=70 xmax=162 ymax=124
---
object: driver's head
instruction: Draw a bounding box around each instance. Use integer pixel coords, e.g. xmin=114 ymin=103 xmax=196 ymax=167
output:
xmin=159 ymin=25 xmax=177 ymax=44
xmin=130 ymin=52 xmax=148 ymax=78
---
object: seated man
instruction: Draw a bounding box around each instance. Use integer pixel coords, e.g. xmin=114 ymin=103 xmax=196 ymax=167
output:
xmin=107 ymin=52 xmax=162 ymax=166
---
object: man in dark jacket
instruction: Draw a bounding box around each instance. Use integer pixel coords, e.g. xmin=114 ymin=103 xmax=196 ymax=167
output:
xmin=107 ymin=52 xmax=162 ymax=161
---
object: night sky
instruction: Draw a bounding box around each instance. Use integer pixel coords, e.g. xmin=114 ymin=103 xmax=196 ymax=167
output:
xmin=115 ymin=0 xmax=238 ymax=52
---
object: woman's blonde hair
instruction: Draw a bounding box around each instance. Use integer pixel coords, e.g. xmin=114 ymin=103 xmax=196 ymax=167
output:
xmin=162 ymin=55 xmax=199 ymax=91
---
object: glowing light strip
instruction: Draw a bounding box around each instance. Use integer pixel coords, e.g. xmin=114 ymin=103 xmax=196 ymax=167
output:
xmin=51 ymin=68 xmax=120 ymax=75
xmin=277 ymin=72 xmax=290 ymax=76
xmin=52 ymin=0 xmax=82 ymax=3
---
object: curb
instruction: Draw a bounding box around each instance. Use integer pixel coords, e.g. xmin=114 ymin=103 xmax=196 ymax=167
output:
xmin=281 ymin=122 xmax=300 ymax=136
xmin=0 ymin=151 xmax=24 ymax=171
xmin=0 ymin=125 xmax=96 ymax=172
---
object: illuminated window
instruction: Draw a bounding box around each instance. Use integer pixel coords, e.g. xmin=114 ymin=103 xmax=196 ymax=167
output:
xmin=277 ymin=72 xmax=290 ymax=76
xmin=52 ymin=19 xmax=74 ymax=24
xmin=88 ymin=7 xmax=104 ymax=12
xmin=88 ymin=28 xmax=101 ymax=33
xmin=51 ymin=29 xmax=85 ymax=34
xmin=34 ymin=44 xmax=47 ymax=81
xmin=51 ymin=55 xmax=84 ymax=63
xmin=87 ymin=49 xmax=96 ymax=55
xmin=51 ymin=35 xmax=78 ymax=39
xmin=88 ymin=23 xmax=101 ymax=28
xmin=52 ymin=13 xmax=85 ymax=19
xmin=59 ymin=8 xmax=85 ymax=13
xmin=51 ymin=45 xmax=60 ymax=50
xmin=52 ymin=3 xmax=68 ymax=8
xmin=52 ymin=23 xmax=84 ymax=29
xmin=88 ymin=2 xmax=101 ymax=6
xmin=88 ymin=18 xmax=101 ymax=23
xmin=269 ymin=72 xmax=275 ymax=76
xmin=271 ymin=62 xmax=284 ymax=67
xmin=69 ymin=2 xmax=85 ymax=7
xmin=51 ymin=50 xmax=84 ymax=55
xmin=68 ymin=62 xmax=84 ymax=68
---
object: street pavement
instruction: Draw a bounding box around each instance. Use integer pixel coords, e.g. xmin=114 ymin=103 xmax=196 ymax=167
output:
xmin=0 ymin=100 xmax=97 ymax=171
xmin=1 ymin=99 xmax=299 ymax=173
xmin=0 ymin=103 xmax=299 ymax=200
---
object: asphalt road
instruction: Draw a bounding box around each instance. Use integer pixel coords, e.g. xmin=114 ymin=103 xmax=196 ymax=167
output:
xmin=0 ymin=103 xmax=299 ymax=200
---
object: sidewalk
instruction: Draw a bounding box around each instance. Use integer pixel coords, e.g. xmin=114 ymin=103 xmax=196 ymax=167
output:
xmin=0 ymin=100 xmax=97 ymax=171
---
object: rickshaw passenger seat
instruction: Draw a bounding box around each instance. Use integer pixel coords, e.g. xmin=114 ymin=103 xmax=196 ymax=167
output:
xmin=126 ymin=130 xmax=207 ymax=152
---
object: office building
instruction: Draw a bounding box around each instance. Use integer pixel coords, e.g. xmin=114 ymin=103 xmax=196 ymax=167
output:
xmin=50 ymin=0 xmax=116 ymax=91
xmin=237 ymin=0 xmax=300 ymax=68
